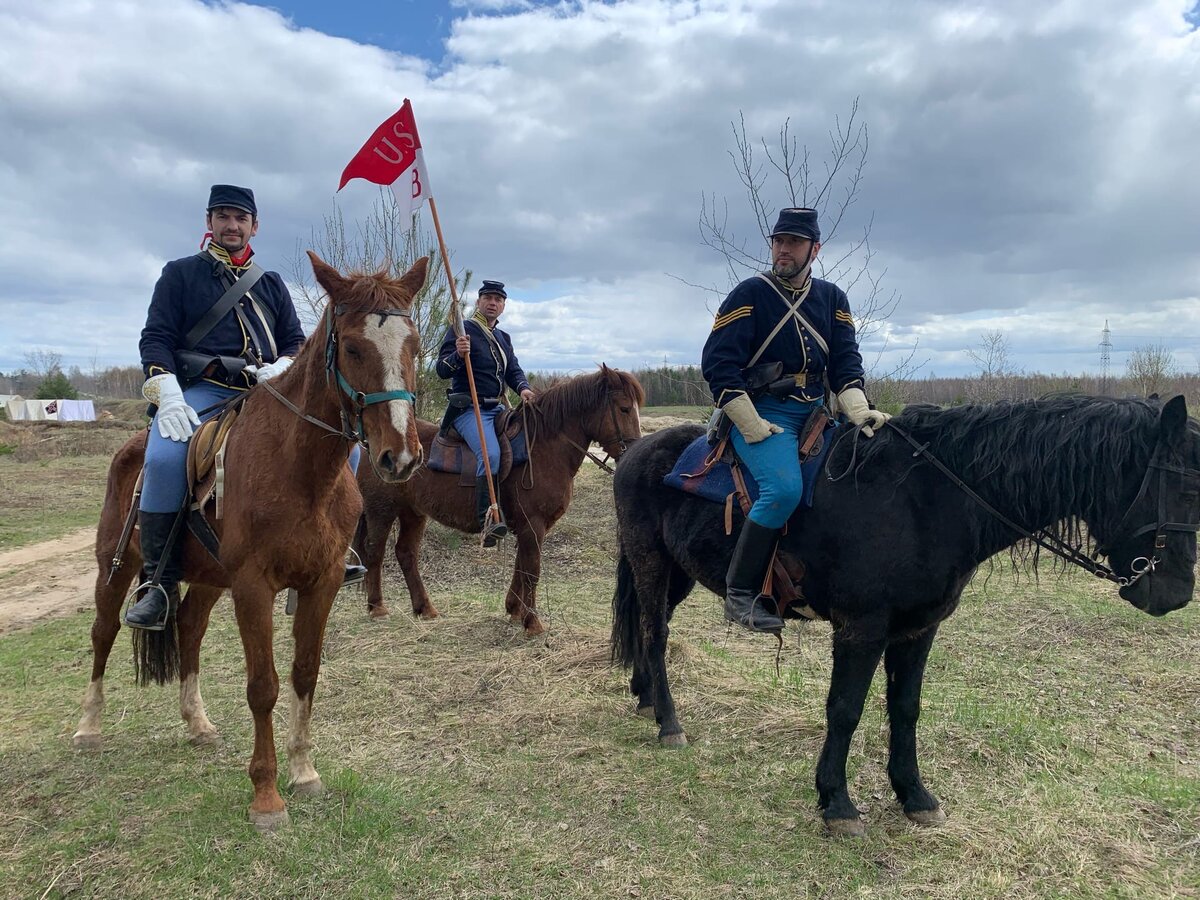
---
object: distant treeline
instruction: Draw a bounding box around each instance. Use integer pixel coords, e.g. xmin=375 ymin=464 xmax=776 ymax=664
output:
xmin=5 ymin=364 xmax=1199 ymax=416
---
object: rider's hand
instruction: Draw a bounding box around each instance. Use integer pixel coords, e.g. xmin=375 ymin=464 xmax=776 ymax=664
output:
xmin=837 ymin=386 xmax=891 ymax=438
xmin=519 ymin=388 xmax=536 ymax=403
xmin=142 ymin=373 xmax=200 ymax=442
xmin=456 ymin=334 xmax=471 ymax=358
xmin=722 ymin=393 xmax=783 ymax=444
xmin=245 ymin=356 xmax=293 ymax=382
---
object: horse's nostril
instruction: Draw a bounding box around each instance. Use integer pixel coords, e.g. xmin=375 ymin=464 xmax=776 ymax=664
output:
xmin=379 ymin=450 xmax=394 ymax=472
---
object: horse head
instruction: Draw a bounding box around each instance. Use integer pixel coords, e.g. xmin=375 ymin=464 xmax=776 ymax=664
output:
xmin=1102 ymin=395 xmax=1200 ymax=616
xmin=307 ymin=251 xmax=427 ymax=483
xmin=591 ymin=364 xmax=645 ymax=460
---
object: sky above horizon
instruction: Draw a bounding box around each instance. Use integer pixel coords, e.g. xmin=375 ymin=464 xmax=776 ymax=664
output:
xmin=1 ymin=0 xmax=1198 ymax=382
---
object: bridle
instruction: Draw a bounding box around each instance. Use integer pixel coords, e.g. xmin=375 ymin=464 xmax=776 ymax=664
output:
xmin=557 ymin=393 xmax=636 ymax=475
xmin=261 ymin=302 xmax=417 ymax=472
xmin=884 ymin=422 xmax=1200 ymax=588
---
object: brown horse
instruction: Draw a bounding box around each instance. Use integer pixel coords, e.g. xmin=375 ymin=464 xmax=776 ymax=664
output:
xmin=356 ymin=365 xmax=644 ymax=635
xmin=72 ymin=252 xmax=427 ymax=831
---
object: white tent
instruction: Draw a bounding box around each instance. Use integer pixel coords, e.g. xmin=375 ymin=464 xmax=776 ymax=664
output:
xmin=2 ymin=394 xmax=24 ymax=419
xmin=57 ymin=399 xmax=96 ymax=421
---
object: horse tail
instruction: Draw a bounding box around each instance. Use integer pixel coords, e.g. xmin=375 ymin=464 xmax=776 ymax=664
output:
xmin=610 ymin=549 xmax=641 ymax=669
xmin=130 ymin=606 xmax=180 ymax=687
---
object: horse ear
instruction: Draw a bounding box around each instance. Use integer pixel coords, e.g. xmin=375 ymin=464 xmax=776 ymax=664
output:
xmin=307 ymin=251 xmax=348 ymax=296
xmin=1159 ymin=395 xmax=1188 ymax=447
xmin=399 ymin=256 xmax=430 ymax=297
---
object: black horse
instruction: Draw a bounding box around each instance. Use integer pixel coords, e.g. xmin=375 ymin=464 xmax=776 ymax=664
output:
xmin=611 ymin=395 xmax=1199 ymax=836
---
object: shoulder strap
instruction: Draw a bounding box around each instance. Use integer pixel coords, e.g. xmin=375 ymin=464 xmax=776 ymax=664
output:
xmin=752 ymin=273 xmax=830 ymax=360
xmin=183 ymin=254 xmax=266 ymax=350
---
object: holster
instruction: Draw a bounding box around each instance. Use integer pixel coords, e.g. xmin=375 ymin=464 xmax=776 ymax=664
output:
xmin=174 ymin=350 xmax=247 ymax=386
xmin=741 ymin=361 xmax=796 ymax=400
xmin=797 ymin=405 xmax=832 ymax=461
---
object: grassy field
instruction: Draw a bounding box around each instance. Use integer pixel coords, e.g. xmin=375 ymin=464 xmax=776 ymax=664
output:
xmin=0 ymin=434 xmax=1198 ymax=898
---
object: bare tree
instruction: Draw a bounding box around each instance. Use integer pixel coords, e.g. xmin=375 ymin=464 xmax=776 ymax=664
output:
xmin=1126 ymin=343 xmax=1176 ymax=398
xmin=23 ymin=348 xmax=63 ymax=380
xmin=290 ymin=190 xmax=471 ymax=419
xmin=685 ymin=99 xmax=920 ymax=390
xmin=965 ymin=330 xmax=1021 ymax=403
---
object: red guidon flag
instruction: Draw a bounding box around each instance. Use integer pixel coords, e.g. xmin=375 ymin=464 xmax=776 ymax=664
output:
xmin=338 ymin=99 xmax=433 ymax=221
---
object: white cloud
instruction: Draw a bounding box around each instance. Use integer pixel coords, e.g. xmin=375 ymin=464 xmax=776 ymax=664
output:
xmin=0 ymin=0 xmax=1197 ymax=383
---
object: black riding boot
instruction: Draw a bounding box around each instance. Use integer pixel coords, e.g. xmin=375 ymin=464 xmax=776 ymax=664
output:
xmin=725 ymin=519 xmax=784 ymax=632
xmin=475 ymin=476 xmax=508 ymax=547
xmin=125 ymin=511 xmax=183 ymax=631
xmin=343 ymin=548 xmax=367 ymax=586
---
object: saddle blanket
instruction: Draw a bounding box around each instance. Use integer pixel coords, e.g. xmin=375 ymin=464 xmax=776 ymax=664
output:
xmin=663 ymin=423 xmax=837 ymax=509
xmin=426 ymin=428 xmax=528 ymax=475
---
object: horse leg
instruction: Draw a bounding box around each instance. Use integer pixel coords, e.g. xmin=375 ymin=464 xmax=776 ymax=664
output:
xmin=359 ymin=507 xmax=394 ymax=618
xmin=232 ymin=587 xmax=287 ymax=831
xmin=286 ymin=583 xmax=339 ymax=796
xmin=816 ymin=628 xmax=887 ymax=837
xmin=72 ymin=565 xmax=135 ymax=749
xmin=176 ymin=585 xmax=223 ymax=747
xmin=632 ymin=564 xmax=692 ymax=720
xmin=506 ymin=521 xmax=546 ymax=636
xmin=884 ymin=626 xmax=945 ymax=826
xmin=395 ymin=509 xmax=438 ymax=619
xmin=635 ymin=552 xmax=685 ymax=746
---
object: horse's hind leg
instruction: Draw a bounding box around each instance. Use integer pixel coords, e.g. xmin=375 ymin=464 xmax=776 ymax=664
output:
xmin=884 ymin=626 xmax=945 ymax=826
xmin=358 ymin=507 xmax=394 ymax=618
xmin=816 ymin=627 xmax=887 ymax=837
xmin=394 ymin=509 xmax=438 ymax=619
xmin=73 ymin=564 xmax=136 ymax=749
xmin=285 ymin=581 xmax=340 ymax=796
xmin=176 ymin=584 xmax=223 ymax=746
xmin=632 ymin=564 xmax=692 ymax=720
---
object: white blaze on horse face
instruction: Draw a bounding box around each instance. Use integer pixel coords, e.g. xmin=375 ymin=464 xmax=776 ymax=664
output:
xmin=363 ymin=314 xmax=417 ymax=461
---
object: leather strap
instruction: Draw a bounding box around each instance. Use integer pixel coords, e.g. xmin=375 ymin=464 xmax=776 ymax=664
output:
xmin=184 ymin=257 xmax=266 ymax=350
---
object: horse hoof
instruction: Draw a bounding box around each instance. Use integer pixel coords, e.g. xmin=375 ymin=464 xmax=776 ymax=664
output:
xmin=906 ymin=806 xmax=946 ymax=827
xmin=635 ymin=704 xmax=656 ymax=720
xmin=659 ymin=732 xmax=688 ymax=748
xmin=291 ymin=777 xmax=325 ymax=797
xmin=417 ymin=606 xmax=440 ymax=620
xmin=71 ymin=732 xmax=102 ymax=751
xmin=825 ymin=816 xmax=867 ymax=838
xmin=368 ymin=605 xmax=390 ymax=619
xmin=249 ymin=808 xmax=290 ymax=833
xmin=524 ymin=619 xmax=546 ymax=637
xmin=188 ymin=730 xmax=221 ymax=748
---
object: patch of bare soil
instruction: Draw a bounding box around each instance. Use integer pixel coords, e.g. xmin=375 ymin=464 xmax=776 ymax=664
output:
xmin=0 ymin=528 xmax=97 ymax=634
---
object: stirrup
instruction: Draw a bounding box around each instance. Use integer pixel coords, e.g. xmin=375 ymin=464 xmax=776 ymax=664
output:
xmin=124 ymin=581 xmax=173 ymax=632
xmin=342 ymin=547 xmax=367 ymax=587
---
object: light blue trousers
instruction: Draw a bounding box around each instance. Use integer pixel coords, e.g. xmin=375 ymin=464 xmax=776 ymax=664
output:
xmin=453 ymin=406 xmax=502 ymax=477
xmin=729 ymin=396 xmax=817 ymax=530
xmin=141 ymin=381 xmax=362 ymax=513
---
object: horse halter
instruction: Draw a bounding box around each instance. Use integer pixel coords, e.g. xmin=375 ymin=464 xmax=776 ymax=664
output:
xmin=886 ymin=422 xmax=1200 ymax=588
xmin=324 ymin=302 xmax=417 ymax=448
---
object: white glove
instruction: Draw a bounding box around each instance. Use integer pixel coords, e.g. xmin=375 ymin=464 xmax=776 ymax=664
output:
xmin=244 ymin=356 xmax=294 ymax=382
xmin=723 ymin=393 xmax=784 ymax=444
xmin=143 ymin=373 xmax=200 ymax=442
xmin=837 ymin=386 xmax=890 ymax=438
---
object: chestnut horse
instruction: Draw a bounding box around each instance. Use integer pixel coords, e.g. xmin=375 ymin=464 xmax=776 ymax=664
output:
xmin=356 ymin=365 xmax=644 ymax=635
xmin=72 ymin=253 xmax=427 ymax=831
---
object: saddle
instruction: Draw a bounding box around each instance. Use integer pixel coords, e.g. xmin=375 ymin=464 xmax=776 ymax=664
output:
xmin=663 ymin=411 xmax=837 ymax=621
xmin=186 ymin=404 xmax=241 ymax=515
xmin=426 ymin=407 xmax=529 ymax=487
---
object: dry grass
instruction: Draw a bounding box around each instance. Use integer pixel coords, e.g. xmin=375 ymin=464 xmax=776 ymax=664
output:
xmin=0 ymin=459 xmax=1197 ymax=898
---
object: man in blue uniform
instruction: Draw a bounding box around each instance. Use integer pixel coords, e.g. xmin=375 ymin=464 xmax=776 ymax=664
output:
xmin=436 ymin=280 xmax=535 ymax=546
xmin=126 ymin=184 xmax=361 ymax=630
xmin=701 ymin=208 xmax=890 ymax=632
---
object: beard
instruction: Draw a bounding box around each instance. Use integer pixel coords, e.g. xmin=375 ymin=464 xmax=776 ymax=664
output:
xmin=772 ymin=260 xmax=807 ymax=281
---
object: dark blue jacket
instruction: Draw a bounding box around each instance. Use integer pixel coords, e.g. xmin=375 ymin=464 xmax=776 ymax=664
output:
xmin=435 ymin=314 xmax=530 ymax=401
xmin=139 ymin=249 xmax=305 ymax=388
xmin=701 ymin=273 xmax=865 ymax=408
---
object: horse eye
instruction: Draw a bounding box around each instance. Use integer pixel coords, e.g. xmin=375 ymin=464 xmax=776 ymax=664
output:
xmin=620 ymin=406 xmax=631 ymax=414
xmin=344 ymin=344 xmax=363 ymax=361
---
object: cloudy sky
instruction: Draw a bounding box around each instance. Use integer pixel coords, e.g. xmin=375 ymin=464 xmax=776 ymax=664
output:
xmin=2 ymin=0 xmax=1198 ymax=383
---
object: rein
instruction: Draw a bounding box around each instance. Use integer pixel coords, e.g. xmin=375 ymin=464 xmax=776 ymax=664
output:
xmin=882 ymin=421 xmax=1199 ymax=588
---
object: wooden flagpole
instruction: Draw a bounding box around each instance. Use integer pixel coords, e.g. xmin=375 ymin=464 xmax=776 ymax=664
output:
xmin=426 ymin=196 xmax=502 ymax=537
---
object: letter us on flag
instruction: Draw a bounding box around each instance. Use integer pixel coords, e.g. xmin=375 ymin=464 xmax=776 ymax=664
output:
xmin=338 ymin=99 xmax=432 ymax=220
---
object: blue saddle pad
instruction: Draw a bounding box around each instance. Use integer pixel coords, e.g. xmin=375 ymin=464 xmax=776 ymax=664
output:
xmin=426 ymin=427 xmax=528 ymax=474
xmin=663 ymin=422 xmax=837 ymax=509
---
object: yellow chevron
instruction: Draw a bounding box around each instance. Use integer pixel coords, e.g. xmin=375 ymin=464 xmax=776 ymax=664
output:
xmin=835 ymin=310 xmax=855 ymax=326
xmin=712 ymin=306 xmax=753 ymax=331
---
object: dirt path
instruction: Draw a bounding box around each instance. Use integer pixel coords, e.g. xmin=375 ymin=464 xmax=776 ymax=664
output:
xmin=0 ymin=528 xmax=97 ymax=635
